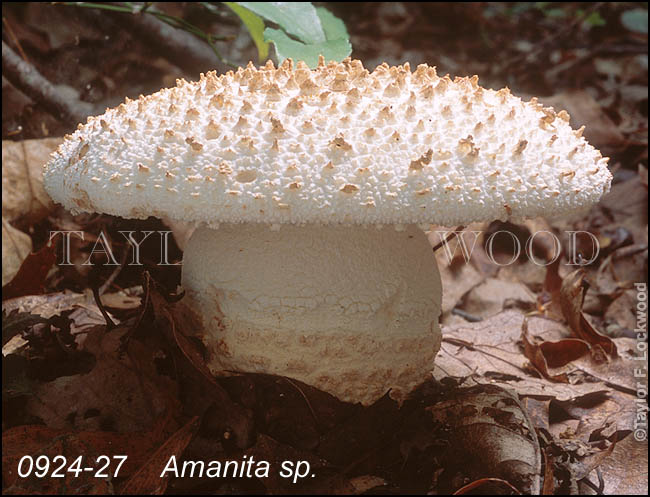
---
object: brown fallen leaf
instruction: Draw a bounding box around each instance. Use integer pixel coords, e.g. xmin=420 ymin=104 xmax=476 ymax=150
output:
xmin=605 ymin=288 xmax=642 ymax=333
xmin=1 ymin=289 xmax=120 ymax=355
xmin=317 ymin=392 xmax=399 ymax=468
xmin=119 ymin=416 xmax=200 ymax=495
xmin=521 ymin=397 xmax=551 ymax=432
xmin=23 ymin=324 xmax=179 ymax=432
xmin=522 ymin=219 xmax=557 ymax=260
xmin=1 ymin=308 xmax=49 ymax=349
xmin=599 ymin=175 xmax=648 ymax=251
xmin=437 ymin=311 xmax=640 ymax=401
xmin=543 ymin=434 xmax=618 ymax=494
xmin=539 ymin=336 xmax=592 ymax=369
xmin=639 ymin=165 xmax=648 ymax=188
xmin=330 ymin=475 xmax=387 ymax=494
xmin=453 ymin=477 xmax=522 ymax=495
xmin=1 ymin=217 xmax=32 ymax=286
xmin=569 ymin=337 xmax=643 ymax=396
xmin=540 ymin=256 xmax=563 ymax=318
xmin=1 ymin=241 xmax=56 ymax=301
xmin=244 ymin=433 xmax=328 ymax=494
xmin=521 ymin=319 xmax=578 ymax=383
xmin=461 ymin=277 xmax=537 ymax=318
xmin=1 ymin=291 xmax=86 ymax=319
xmin=100 ymin=287 xmax=142 ymax=310
xmin=599 ymin=434 xmax=648 ymax=495
xmin=427 ymin=384 xmax=541 ymax=494
xmin=497 ymin=255 xmax=548 ymax=291
xmin=547 ymin=390 xmax=618 ymax=445
xmin=542 ymin=449 xmax=556 ymax=495
xmin=222 ymin=372 xmax=357 ymax=453
xmin=559 ymin=269 xmax=617 ymax=357
xmin=2 ymin=416 xmax=178 ymax=493
xmin=432 ymin=235 xmax=485 ymax=320
xmin=557 ymin=389 xmax=636 ymax=444
xmin=573 ymin=434 xmax=618 ymax=482
xmin=1 ymin=138 xmax=60 ymax=225
xmin=147 ymin=275 xmax=254 ymax=450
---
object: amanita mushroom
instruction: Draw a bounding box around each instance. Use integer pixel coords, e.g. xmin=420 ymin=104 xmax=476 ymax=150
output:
xmin=44 ymin=57 xmax=611 ymax=405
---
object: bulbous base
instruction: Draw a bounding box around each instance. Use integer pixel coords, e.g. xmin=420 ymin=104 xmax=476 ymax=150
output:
xmin=181 ymin=223 xmax=442 ymax=405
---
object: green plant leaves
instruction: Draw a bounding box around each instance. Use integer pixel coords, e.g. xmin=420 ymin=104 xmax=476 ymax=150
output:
xmin=263 ymin=28 xmax=351 ymax=69
xmin=224 ymin=2 xmax=269 ymax=61
xmin=315 ymin=6 xmax=348 ymax=43
xmin=621 ymin=8 xmax=648 ymax=34
xmin=238 ymin=2 xmax=326 ymax=44
xmin=228 ymin=2 xmax=351 ymax=68
xmin=583 ymin=11 xmax=606 ymax=27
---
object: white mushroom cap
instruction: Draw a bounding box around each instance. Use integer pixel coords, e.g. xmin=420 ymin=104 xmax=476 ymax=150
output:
xmin=44 ymin=58 xmax=611 ymax=227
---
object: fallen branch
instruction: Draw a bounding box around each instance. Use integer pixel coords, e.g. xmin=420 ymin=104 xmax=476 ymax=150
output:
xmin=67 ymin=2 xmax=236 ymax=74
xmin=2 ymin=40 xmax=94 ymax=125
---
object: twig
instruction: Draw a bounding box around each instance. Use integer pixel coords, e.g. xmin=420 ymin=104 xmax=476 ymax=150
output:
xmin=2 ymin=41 xmax=94 ymax=124
xmin=613 ymin=243 xmax=648 ymax=260
xmin=92 ymin=285 xmax=117 ymax=330
xmin=504 ymin=3 xmax=605 ymax=71
xmin=442 ymin=337 xmax=529 ymax=373
xmin=451 ymin=308 xmax=483 ymax=322
xmin=64 ymin=2 xmax=238 ymax=72
xmin=115 ymin=5 xmax=234 ymax=71
xmin=282 ymin=377 xmax=320 ymax=429
xmin=99 ymin=246 xmax=130 ymax=295
xmin=438 ymin=345 xmax=479 ymax=375
xmin=2 ymin=17 xmax=30 ymax=63
xmin=579 ymin=468 xmax=605 ymax=495
xmin=120 ymin=271 xmax=152 ymax=350
xmin=454 ymin=477 xmax=522 ymax=495
xmin=432 ymin=225 xmax=466 ymax=253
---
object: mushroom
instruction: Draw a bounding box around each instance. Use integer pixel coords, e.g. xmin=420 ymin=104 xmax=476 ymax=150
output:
xmin=43 ymin=58 xmax=612 ymax=405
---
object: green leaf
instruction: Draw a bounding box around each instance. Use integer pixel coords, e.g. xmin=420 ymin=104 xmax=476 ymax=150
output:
xmin=261 ymin=6 xmax=351 ymax=68
xmin=509 ymin=3 xmax=536 ymax=16
xmin=264 ymin=27 xmax=351 ymax=68
xmin=237 ymin=2 xmax=325 ymax=44
xmin=621 ymin=8 xmax=648 ymax=34
xmin=583 ymin=11 xmax=606 ymax=28
xmin=545 ymin=8 xmax=567 ymax=19
xmin=225 ymin=2 xmax=269 ymax=61
xmin=316 ymin=6 xmax=349 ymax=41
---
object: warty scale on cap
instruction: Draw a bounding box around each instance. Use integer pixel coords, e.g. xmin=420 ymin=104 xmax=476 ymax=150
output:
xmin=44 ymin=57 xmax=612 ymax=227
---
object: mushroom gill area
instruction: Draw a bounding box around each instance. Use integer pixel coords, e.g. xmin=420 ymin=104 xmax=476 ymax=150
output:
xmin=180 ymin=223 xmax=442 ymax=405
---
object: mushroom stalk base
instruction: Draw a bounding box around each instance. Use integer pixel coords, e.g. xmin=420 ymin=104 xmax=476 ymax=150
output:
xmin=181 ymin=223 xmax=442 ymax=405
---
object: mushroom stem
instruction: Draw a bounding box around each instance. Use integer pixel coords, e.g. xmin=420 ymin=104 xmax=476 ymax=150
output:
xmin=181 ymin=223 xmax=442 ymax=405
